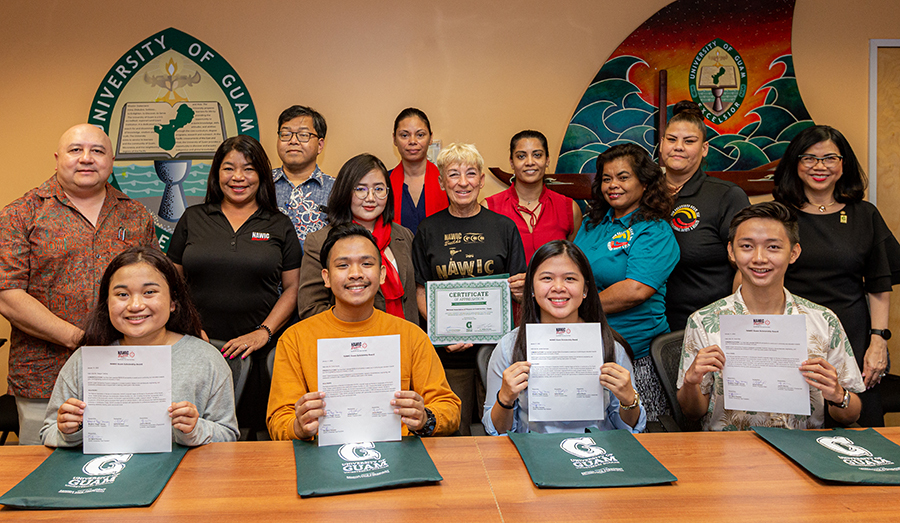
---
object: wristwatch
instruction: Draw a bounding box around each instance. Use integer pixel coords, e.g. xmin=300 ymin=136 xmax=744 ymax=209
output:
xmin=827 ymin=388 xmax=851 ymax=409
xmin=414 ymin=407 xmax=436 ymax=436
xmin=620 ymin=389 xmax=640 ymax=410
xmin=870 ymin=329 xmax=892 ymax=341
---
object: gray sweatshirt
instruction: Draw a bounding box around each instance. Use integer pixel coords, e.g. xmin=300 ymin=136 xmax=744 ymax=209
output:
xmin=40 ymin=335 xmax=240 ymax=447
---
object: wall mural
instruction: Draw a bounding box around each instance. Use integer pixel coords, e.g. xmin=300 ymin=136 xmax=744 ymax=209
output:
xmin=87 ymin=27 xmax=258 ymax=251
xmin=557 ymin=0 xmax=813 ymax=175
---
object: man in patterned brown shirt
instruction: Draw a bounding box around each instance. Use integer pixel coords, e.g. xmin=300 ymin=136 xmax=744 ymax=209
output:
xmin=0 ymin=124 xmax=156 ymax=444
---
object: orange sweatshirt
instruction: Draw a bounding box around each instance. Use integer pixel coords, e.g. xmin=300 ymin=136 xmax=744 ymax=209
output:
xmin=267 ymin=309 xmax=461 ymax=440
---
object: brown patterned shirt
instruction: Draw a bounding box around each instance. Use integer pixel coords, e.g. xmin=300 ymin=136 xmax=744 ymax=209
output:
xmin=0 ymin=176 xmax=156 ymax=398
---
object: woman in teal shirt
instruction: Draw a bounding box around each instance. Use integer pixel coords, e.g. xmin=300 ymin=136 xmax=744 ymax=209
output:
xmin=574 ymin=143 xmax=679 ymax=423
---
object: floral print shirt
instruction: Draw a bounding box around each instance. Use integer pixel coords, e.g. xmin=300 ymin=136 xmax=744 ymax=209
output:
xmin=676 ymin=287 xmax=864 ymax=431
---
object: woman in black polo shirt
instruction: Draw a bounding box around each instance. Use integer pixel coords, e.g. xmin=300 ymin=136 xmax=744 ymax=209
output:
xmin=661 ymin=101 xmax=750 ymax=332
xmin=168 ymin=135 xmax=302 ymax=437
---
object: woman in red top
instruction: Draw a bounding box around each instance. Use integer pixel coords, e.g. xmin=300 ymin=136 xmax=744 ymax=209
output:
xmin=484 ymin=130 xmax=582 ymax=265
xmin=390 ymin=108 xmax=448 ymax=235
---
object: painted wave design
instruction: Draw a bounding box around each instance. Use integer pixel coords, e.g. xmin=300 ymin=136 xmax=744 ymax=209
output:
xmin=558 ymin=54 xmax=814 ymax=174
xmin=112 ymin=163 xmax=211 ymax=197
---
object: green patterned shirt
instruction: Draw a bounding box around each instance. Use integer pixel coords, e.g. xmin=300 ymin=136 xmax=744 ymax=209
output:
xmin=676 ymin=287 xmax=864 ymax=431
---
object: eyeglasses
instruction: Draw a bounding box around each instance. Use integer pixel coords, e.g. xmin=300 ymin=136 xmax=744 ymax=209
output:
xmin=353 ymin=185 xmax=388 ymax=200
xmin=278 ymin=130 xmax=319 ymax=143
xmin=798 ymin=154 xmax=842 ymax=169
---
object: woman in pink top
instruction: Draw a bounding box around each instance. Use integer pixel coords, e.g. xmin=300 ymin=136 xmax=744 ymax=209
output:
xmin=484 ymin=130 xmax=582 ymax=266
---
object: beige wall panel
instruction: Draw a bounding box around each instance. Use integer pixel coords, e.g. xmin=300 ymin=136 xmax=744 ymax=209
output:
xmin=2 ymin=0 xmax=900 ymax=399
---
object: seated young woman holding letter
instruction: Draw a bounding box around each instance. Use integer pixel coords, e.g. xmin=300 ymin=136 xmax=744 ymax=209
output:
xmin=482 ymin=240 xmax=646 ymax=435
xmin=42 ymin=247 xmax=239 ymax=447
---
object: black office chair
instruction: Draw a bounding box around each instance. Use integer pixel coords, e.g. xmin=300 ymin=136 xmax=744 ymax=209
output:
xmin=267 ymin=346 xmax=276 ymax=382
xmin=0 ymin=338 xmax=17 ymax=445
xmin=466 ymin=345 xmax=496 ymax=437
xmin=476 ymin=345 xmax=494 ymax=389
xmin=649 ymin=330 xmax=701 ymax=432
xmin=880 ymin=374 xmax=900 ymax=413
xmin=0 ymin=393 xmax=17 ymax=445
xmin=209 ymin=339 xmax=251 ymax=407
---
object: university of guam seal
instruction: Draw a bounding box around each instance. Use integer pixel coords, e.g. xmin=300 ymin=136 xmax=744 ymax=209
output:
xmin=689 ymin=38 xmax=748 ymax=125
xmin=87 ymin=27 xmax=258 ymax=251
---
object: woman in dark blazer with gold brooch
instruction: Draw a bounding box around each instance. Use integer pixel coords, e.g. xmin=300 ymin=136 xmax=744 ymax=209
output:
xmin=298 ymin=153 xmax=418 ymax=322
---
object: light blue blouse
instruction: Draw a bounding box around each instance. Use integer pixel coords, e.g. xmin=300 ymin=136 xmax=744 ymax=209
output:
xmin=482 ymin=327 xmax=647 ymax=435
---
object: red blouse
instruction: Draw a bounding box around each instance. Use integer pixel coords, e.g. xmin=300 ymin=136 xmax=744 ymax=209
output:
xmin=485 ymin=184 xmax=575 ymax=265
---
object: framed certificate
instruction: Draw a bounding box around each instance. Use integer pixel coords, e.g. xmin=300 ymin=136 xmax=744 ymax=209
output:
xmin=426 ymin=278 xmax=512 ymax=345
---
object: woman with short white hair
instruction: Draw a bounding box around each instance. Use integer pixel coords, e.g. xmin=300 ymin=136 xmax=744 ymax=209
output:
xmin=412 ymin=143 xmax=527 ymax=435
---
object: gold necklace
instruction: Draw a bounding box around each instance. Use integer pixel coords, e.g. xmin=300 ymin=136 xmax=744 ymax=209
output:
xmin=812 ymin=201 xmax=837 ymax=213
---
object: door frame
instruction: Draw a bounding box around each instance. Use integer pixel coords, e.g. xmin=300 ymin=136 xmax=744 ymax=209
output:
xmin=868 ymin=39 xmax=900 ymax=204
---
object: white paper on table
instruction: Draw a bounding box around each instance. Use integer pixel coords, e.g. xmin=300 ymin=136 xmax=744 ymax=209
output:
xmin=81 ymin=345 xmax=172 ymax=454
xmin=526 ymin=323 xmax=604 ymax=422
xmin=720 ymin=315 xmax=810 ymax=416
xmin=317 ymin=334 xmax=401 ymax=447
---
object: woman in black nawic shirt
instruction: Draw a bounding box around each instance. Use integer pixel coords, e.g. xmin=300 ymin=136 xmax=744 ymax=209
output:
xmin=412 ymin=143 xmax=526 ymax=435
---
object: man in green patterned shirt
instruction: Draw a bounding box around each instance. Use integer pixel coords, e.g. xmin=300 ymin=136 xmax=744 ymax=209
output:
xmin=676 ymin=202 xmax=864 ymax=430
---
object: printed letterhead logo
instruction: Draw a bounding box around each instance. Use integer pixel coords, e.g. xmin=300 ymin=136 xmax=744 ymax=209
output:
xmin=117 ymin=350 xmax=136 ymax=360
xmin=350 ymin=341 xmax=369 ymax=352
xmin=816 ymin=436 xmax=895 ymax=469
xmin=752 ymin=318 xmax=771 ymax=326
xmin=555 ymin=327 xmax=572 ymax=336
xmin=607 ymin=228 xmax=632 ymax=251
xmin=689 ymin=38 xmax=748 ymax=124
xmin=559 ymin=437 xmax=623 ymax=476
xmin=87 ymin=27 xmax=258 ymax=252
xmin=671 ymin=204 xmax=700 ymax=232
xmin=64 ymin=454 xmax=133 ymax=491
xmin=337 ymin=442 xmax=390 ymax=480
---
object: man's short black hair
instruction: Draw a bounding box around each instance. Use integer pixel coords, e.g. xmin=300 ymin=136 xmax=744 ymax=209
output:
xmin=728 ymin=201 xmax=799 ymax=246
xmin=277 ymin=105 xmax=327 ymax=139
xmin=320 ymin=223 xmax=381 ymax=269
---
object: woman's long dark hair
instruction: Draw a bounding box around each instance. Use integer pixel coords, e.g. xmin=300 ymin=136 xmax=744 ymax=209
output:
xmin=205 ymin=135 xmax=278 ymax=213
xmin=585 ymin=143 xmax=673 ymax=228
xmin=772 ymin=125 xmax=866 ymax=209
xmin=512 ymin=240 xmax=632 ymax=365
xmin=322 ymin=153 xmax=393 ymax=225
xmin=80 ymin=247 xmax=203 ymax=346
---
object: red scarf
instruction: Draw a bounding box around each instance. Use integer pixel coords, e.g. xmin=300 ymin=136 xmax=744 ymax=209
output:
xmin=390 ymin=161 xmax=448 ymax=225
xmin=360 ymin=216 xmax=405 ymax=319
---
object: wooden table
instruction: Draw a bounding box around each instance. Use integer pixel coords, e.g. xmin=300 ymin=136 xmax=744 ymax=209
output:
xmin=2 ymin=429 xmax=900 ymax=521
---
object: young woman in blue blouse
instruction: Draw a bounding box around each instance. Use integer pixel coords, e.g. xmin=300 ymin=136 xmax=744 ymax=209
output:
xmin=483 ymin=240 xmax=646 ymax=435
